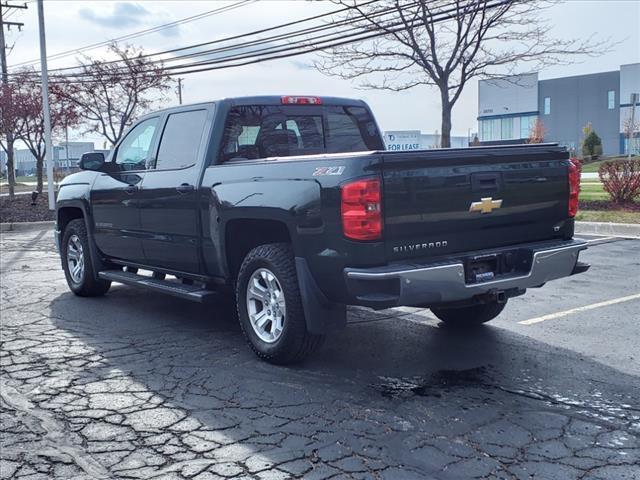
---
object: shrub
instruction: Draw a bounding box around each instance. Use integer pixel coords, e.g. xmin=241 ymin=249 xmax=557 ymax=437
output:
xmin=598 ymin=159 xmax=640 ymax=204
xmin=582 ymin=130 xmax=602 ymax=159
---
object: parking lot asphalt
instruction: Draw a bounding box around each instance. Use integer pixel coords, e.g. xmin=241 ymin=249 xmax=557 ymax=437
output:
xmin=1 ymin=229 xmax=639 ymax=480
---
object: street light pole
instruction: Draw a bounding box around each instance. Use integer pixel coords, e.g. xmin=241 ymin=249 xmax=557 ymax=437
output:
xmin=37 ymin=0 xmax=54 ymax=210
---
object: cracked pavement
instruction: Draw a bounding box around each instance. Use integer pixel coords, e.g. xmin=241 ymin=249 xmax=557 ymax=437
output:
xmin=1 ymin=229 xmax=639 ymax=479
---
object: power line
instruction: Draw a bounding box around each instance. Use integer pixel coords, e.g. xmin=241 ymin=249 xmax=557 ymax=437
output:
xmin=10 ymin=0 xmax=254 ymax=68
xmin=11 ymin=0 xmax=512 ymax=84
xmin=24 ymin=0 xmax=378 ymax=74
xmin=11 ymin=0 xmax=425 ymax=79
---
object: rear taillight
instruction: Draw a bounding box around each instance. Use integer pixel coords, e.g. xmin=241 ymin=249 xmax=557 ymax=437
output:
xmin=281 ymin=96 xmax=322 ymax=105
xmin=568 ymin=157 xmax=581 ymax=217
xmin=341 ymin=178 xmax=382 ymax=241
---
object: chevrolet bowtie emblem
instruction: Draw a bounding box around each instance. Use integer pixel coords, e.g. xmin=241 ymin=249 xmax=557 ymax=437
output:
xmin=469 ymin=197 xmax=503 ymax=214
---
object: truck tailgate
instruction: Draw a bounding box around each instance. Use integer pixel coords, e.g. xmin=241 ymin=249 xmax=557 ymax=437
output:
xmin=382 ymin=145 xmax=572 ymax=261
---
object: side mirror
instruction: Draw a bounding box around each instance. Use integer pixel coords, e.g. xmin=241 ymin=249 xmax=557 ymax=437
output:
xmin=79 ymin=152 xmax=105 ymax=171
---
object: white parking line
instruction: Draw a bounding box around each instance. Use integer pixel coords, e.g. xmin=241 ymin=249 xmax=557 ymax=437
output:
xmin=519 ymin=293 xmax=640 ymax=325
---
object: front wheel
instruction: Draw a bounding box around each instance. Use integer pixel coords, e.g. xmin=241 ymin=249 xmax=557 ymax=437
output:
xmin=236 ymin=243 xmax=324 ymax=364
xmin=61 ymin=219 xmax=111 ymax=297
xmin=431 ymin=300 xmax=507 ymax=328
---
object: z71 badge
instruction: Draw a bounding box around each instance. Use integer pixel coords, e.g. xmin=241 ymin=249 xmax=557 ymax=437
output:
xmin=313 ymin=166 xmax=345 ymax=176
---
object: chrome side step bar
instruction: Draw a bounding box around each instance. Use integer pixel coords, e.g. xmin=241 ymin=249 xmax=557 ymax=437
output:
xmin=98 ymin=270 xmax=220 ymax=303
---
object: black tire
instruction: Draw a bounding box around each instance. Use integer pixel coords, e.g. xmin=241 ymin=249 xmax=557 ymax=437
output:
xmin=431 ymin=300 xmax=507 ymax=328
xmin=236 ymin=243 xmax=324 ymax=364
xmin=61 ymin=219 xmax=111 ymax=297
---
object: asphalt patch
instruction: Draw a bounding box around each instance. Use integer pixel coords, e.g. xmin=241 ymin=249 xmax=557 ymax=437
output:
xmin=372 ymin=365 xmax=490 ymax=399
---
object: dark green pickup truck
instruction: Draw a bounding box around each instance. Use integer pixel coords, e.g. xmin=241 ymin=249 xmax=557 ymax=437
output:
xmin=55 ymin=95 xmax=588 ymax=364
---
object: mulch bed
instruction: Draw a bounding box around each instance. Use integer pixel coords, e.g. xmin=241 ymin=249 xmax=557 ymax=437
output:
xmin=1 ymin=194 xmax=56 ymax=223
xmin=580 ymin=200 xmax=640 ymax=212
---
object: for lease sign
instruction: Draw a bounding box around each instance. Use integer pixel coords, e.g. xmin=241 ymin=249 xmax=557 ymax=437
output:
xmin=384 ymin=131 xmax=421 ymax=151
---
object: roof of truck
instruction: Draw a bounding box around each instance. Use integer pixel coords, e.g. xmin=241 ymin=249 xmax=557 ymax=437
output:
xmin=145 ymin=95 xmax=369 ymax=117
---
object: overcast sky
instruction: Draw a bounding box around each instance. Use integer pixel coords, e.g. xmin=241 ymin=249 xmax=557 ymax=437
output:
xmin=4 ymin=0 xmax=639 ymax=147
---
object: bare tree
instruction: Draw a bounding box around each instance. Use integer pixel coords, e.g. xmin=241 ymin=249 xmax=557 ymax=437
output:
xmin=2 ymin=78 xmax=79 ymax=193
xmin=59 ymin=43 xmax=173 ymax=147
xmin=316 ymin=0 xmax=611 ymax=147
xmin=0 ymin=84 xmax=18 ymax=198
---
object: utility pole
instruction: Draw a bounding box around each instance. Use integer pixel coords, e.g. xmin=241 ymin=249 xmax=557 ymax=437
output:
xmin=0 ymin=1 xmax=27 ymax=200
xmin=177 ymin=78 xmax=183 ymax=105
xmin=36 ymin=0 xmax=54 ymax=210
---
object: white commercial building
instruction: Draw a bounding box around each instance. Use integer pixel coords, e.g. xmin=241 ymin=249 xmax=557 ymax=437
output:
xmin=477 ymin=64 xmax=640 ymax=155
xmin=1 ymin=141 xmax=98 ymax=176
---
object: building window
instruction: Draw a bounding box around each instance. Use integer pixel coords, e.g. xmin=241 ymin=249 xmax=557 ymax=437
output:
xmin=519 ymin=115 xmax=537 ymax=139
xmin=543 ymin=97 xmax=551 ymax=115
xmin=501 ymin=117 xmax=514 ymax=140
xmin=607 ymin=90 xmax=615 ymax=110
xmin=480 ymin=120 xmax=490 ymax=141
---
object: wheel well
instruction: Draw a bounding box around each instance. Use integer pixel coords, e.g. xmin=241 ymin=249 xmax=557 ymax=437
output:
xmin=57 ymin=207 xmax=84 ymax=233
xmin=225 ymin=219 xmax=291 ymax=282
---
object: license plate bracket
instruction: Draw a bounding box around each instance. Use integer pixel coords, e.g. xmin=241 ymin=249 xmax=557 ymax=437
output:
xmin=465 ymin=254 xmax=498 ymax=284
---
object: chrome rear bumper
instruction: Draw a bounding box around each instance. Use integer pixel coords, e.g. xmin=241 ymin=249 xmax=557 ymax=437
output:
xmin=344 ymin=240 xmax=588 ymax=309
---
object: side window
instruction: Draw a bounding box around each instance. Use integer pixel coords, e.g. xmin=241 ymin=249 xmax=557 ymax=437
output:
xmin=155 ymin=110 xmax=208 ymax=170
xmin=114 ymin=118 xmax=159 ymax=170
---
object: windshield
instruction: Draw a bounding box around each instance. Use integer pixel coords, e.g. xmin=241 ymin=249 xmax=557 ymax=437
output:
xmin=220 ymin=105 xmax=383 ymax=162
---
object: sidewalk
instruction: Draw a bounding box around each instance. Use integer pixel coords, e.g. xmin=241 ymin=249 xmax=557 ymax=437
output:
xmin=581 ymin=172 xmax=599 ymax=180
xmin=575 ymin=221 xmax=640 ymax=238
xmin=0 ymin=181 xmax=39 ymax=187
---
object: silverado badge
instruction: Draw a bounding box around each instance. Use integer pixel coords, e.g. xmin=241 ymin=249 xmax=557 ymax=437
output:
xmin=469 ymin=197 xmax=503 ymax=214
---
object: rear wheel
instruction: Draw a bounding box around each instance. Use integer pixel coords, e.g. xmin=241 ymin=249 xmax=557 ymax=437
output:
xmin=431 ymin=300 xmax=506 ymax=328
xmin=236 ymin=243 xmax=324 ymax=364
xmin=62 ymin=219 xmax=111 ymax=297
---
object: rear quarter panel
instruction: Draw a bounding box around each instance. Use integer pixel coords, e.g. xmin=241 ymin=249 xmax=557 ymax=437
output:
xmin=199 ymin=154 xmax=386 ymax=300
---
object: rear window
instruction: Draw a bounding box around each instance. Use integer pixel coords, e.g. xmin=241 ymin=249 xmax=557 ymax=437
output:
xmin=220 ymin=105 xmax=382 ymax=162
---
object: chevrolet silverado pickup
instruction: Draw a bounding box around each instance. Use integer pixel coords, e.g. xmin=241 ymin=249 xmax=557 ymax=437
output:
xmin=55 ymin=95 xmax=589 ymax=364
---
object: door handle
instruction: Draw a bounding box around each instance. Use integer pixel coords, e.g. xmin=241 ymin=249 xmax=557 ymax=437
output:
xmin=176 ymin=183 xmax=195 ymax=194
xmin=124 ymin=185 xmax=138 ymax=195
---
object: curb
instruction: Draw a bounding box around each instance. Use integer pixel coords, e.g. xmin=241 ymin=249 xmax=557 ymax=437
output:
xmin=0 ymin=221 xmax=55 ymax=233
xmin=575 ymin=221 xmax=640 ymax=238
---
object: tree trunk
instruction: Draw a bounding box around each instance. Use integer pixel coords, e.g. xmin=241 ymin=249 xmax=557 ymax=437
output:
xmin=36 ymin=156 xmax=43 ymax=194
xmin=440 ymin=90 xmax=452 ymax=149
xmin=5 ymin=132 xmax=16 ymax=199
